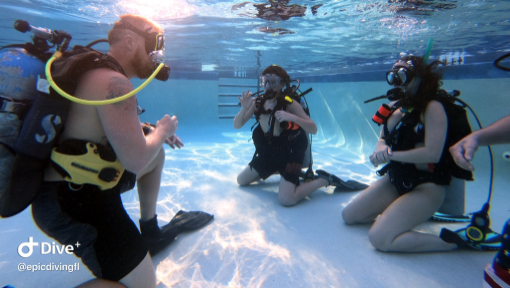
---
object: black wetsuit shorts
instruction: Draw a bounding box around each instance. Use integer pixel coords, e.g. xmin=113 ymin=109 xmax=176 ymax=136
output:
xmin=31 ymin=179 xmax=148 ymax=281
xmin=249 ymin=125 xmax=308 ymax=185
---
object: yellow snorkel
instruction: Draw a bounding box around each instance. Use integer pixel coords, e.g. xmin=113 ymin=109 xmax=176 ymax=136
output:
xmin=45 ymin=51 xmax=165 ymax=106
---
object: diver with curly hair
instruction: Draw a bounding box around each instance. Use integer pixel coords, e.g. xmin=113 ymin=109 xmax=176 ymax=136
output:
xmin=342 ymin=55 xmax=473 ymax=252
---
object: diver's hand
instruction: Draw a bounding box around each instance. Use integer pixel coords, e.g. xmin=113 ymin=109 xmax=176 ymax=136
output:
xmin=370 ymin=142 xmax=392 ymax=167
xmin=156 ymin=114 xmax=178 ymax=138
xmin=275 ymin=110 xmax=295 ymax=123
xmin=165 ymin=134 xmax=184 ymax=149
xmin=238 ymin=90 xmax=254 ymax=110
xmin=449 ymin=135 xmax=478 ymax=171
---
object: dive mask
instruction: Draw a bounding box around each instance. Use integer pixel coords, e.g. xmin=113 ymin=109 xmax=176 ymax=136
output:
xmin=260 ymin=74 xmax=282 ymax=90
xmin=113 ymin=20 xmax=165 ymax=62
xmin=386 ymin=60 xmax=415 ymax=86
xmin=113 ymin=20 xmax=169 ymax=81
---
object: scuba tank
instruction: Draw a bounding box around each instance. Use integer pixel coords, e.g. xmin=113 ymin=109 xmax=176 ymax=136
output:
xmin=0 ymin=20 xmax=170 ymax=218
xmin=0 ymin=20 xmax=72 ymax=217
xmin=0 ymin=48 xmax=48 ymax=216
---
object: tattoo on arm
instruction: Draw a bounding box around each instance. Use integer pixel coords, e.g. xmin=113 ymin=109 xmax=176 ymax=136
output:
xmin=106 ymin=76 xmax=134 ymax=106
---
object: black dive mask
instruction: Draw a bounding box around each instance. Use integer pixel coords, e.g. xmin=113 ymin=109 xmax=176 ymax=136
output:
xmin=113 ymin=20 xmax=164 ymax=55
xmin=386 ymin=60 xmax=415 ymax=86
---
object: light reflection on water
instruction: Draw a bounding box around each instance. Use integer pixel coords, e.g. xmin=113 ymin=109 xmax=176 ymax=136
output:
xmin=121 ymin=131 xmax=375 ymax=287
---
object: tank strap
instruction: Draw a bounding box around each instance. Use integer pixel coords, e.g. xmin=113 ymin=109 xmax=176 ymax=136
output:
xmin=0 ymin=95 xmax=29 ymax=114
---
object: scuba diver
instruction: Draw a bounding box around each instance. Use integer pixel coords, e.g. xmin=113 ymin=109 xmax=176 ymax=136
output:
xmin=342 ymin=52 xmax=477 ymax=252
xmin=0 ymin=15 xmax=212 ymax=287
xmin=234 ymin=65 xmax=355 ymax=206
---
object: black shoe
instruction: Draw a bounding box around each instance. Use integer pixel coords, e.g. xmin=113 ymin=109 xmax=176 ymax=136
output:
xmin=140 ymin=211 xmax=214 ymax=256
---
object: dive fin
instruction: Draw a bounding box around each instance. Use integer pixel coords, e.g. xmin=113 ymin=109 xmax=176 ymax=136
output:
xmin=440 ymin=227 xmax=502 ymax=251
xmin=315 ymin=169 xmax=368 ymax=191
xmin=140 ymin=210 xmax=214 ymax=256
xmin=167 ymin=210 xmax=214 ymax=233
xmin=432 ymin=212 xmax=471 ymax=223
xmin=334 ymin=180 xmax=369 ymax=192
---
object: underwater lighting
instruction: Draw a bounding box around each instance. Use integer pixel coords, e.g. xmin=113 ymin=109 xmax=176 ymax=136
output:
xmin=119 ymin=0 xmax=196 ymax=19
xmin=202 ymin=64 xmax=217 ymax=71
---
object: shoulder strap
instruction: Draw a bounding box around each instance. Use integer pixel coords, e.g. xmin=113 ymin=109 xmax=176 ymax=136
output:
xmin=50 ymin=46 xmax=126 ymax=95
xmin=382 ymin=100 xmax=402 ymax=140
xmin=254 ymin=96 xmax=265 ymax=121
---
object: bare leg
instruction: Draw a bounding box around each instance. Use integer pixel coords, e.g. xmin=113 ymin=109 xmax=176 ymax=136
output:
xmin=342 ymin=175 xmax=399 ymax=224
xmin=278 ymin=177 xmax=328 ymax=206
xmin=136 ymin=147 xmax=165 ymax=221
xmin=367 ymin=183 xmax=457 ymax=252
xmin=119 ymin=253 xmax=156 ymax=288
xmin=237 ymin=165 xmax=262 ymax=186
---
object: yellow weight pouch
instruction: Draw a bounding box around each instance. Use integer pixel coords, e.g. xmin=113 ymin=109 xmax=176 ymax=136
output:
xmin=51 ymin=139 xmax=125 ymax=190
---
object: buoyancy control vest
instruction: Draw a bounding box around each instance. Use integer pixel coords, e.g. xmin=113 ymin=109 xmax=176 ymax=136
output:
xmin=0 ymin=44 xmax=133 ymax=218
xmin=251 ymin=87 xmax=314 ymax=172
xmin=377 ymin=94 xmax=474 ymax=182
xmin=253 ymin=87 xmax=311 ymax=140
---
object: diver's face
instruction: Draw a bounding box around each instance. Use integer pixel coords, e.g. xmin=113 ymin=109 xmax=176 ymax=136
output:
xmin=403 ymin=77 xmax=419 ymax=93
xmin=131 ymin=26 xmax=156 ymax=79
xmin=131 ymin=44 xmax=154 ymax=79
xmin=261 ymin=73 xmax=284 ymax=92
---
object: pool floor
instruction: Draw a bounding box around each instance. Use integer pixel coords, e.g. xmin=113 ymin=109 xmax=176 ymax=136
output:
xmin=1 ymin=133 xmax=507 ymax=287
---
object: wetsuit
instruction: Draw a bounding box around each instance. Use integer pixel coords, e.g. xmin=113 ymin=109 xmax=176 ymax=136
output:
xmin=30 ymin=50 xmax=148 ymax=281
xmin=31 ymin=172 xmax=145 ymax=280
xmin=249 ymin=95 xmax=308 ymax=185
xmin=377 ymin=99 xmax=473 ymax=195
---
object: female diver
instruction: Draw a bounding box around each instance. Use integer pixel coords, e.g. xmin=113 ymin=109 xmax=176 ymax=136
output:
xmin=342 ymin=55 xmax=472 ymax=252
xmin=234 ymin=65 xmax=342 ymax=206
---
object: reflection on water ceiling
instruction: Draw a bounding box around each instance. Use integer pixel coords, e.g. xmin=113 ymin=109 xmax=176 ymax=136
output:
xmin=1 ymin=0 xmax=509 ymax=75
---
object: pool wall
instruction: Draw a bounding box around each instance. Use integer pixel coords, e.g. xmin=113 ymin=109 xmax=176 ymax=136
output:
xmin=137 ymin=72 xmax=510 ymax=174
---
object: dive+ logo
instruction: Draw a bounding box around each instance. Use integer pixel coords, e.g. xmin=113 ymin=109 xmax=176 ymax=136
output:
xmin=17 ymin=237 xmax=77 ymax=258
xmin=35 ymin=114 xmax=61 ymax=143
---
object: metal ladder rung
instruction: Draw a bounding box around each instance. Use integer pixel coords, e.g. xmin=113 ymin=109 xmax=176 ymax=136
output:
xmin=219 ymin=115 xmax=255 ymax=119
xmin=219 ymin=94 xmax=241 ymax=97
xmin=219 ymin=84 xmax=258 ymax=88
xmin=218 ymin=104 xmax=240 ymax=107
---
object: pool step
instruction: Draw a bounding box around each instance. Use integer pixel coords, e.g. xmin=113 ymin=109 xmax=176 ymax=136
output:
xmin=218 ymin=78 xmax=259 ymax=119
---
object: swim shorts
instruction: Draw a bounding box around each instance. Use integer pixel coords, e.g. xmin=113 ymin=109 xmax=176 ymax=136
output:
xmin=31 ymin=178 xmax=147 ymax=281
xmin=249 ymin=125 xmax=308 ymax=185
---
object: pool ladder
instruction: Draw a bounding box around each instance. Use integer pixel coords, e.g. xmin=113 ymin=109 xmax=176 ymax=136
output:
xmin=218 ymin=78 xmax=258 ymax=119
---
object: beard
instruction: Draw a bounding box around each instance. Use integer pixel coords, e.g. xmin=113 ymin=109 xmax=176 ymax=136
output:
xmin=131 ymin=49 xmax=155 ymax=79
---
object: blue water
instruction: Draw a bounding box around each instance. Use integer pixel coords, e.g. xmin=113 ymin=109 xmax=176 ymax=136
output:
xmin=1 ymin=0 xmax=510 ymax=75
xmin=1 ymin=1 xmax=510 ymax=287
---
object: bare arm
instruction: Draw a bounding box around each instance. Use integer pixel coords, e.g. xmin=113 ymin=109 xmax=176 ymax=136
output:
xmin=275 ymin=101 xmax=317 ymax=134
xmin=233 ymin=90 xmax=256 ymax=129
xmin=389 ymin=100 xmax=447 ymax=164
xmin=370 ymin=127 xmax=393 ymax=167
xmin=78 ymin=69 xmax=175 ymax=174
xmin=450 ymin=114 xmax=510 ymax=170
xmin=466 ymin=115 xmax=510 ymax=146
